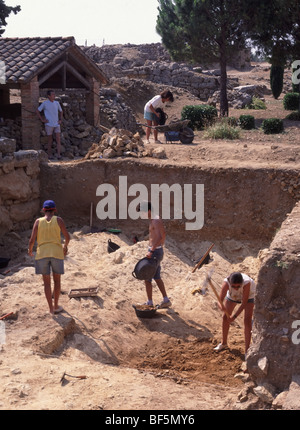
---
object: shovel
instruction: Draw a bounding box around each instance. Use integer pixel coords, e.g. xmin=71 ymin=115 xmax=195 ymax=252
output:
xmin=193 ymin=270 xmax=230 ymax=319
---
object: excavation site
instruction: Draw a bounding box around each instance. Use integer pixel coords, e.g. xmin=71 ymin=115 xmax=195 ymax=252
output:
xmin=1 ymin=48 xmax=300 ymax=410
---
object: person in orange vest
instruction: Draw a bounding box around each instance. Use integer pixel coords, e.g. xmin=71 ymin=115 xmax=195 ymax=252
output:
xmin=28 ymin=200 xmax=70 ymax=315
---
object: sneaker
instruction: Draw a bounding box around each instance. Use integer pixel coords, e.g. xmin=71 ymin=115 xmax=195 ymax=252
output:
xmin=213 ymin=343 xmax=228 ymax=352
xmin=159 ymin=299 xmax=172 ymax=309
xmin=143 ymin=301 xmax=153 ymax=307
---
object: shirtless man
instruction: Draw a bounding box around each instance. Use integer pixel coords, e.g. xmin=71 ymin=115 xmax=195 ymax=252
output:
xmin=140 ymin=201 xmax=171 ymax=309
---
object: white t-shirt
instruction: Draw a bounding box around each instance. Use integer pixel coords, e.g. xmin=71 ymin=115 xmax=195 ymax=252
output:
xmin=38 ymin=99 xmax=62 ymax=127
xmin=144 ymin=95 xmax=164 ymax=112
xmin=225 ymin=273 xmax=256 ymax=302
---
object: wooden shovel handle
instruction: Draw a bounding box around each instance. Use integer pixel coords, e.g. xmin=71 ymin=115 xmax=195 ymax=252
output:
xmin=192 ymin=243 xmax=214 ymax=273
xmin=208 ymin=279 xmax=230 ymax=319
xmin=0 ymin=312 xmax=14 ymax=320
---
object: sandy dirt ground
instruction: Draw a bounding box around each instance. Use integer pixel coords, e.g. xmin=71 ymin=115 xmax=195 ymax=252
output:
xmin=0 ymin=63 xmax=299 ymax=411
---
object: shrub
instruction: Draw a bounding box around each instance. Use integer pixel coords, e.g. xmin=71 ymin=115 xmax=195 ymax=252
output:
xmin=239 ymin=114 xmax=255 ymax=130
xmin=270 ymin=65 xmax=284 ymax=99
xmin=248 ymin=96 xmax=266 ymax=110
xmin=262 ymin=118 xmax=284 ymax=134
xmin=285 ymin=111 xmax=300 ymax=121
xmin=204 ymin=119 xmax=240 ymax=139
xmin=181 ymin=105 xmax=218 ymax=130
xmin=283 ymin=92 xmax=300 ymax=110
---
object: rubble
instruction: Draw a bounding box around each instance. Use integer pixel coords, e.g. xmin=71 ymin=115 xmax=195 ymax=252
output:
xmin=84 ymin=127 xmax=166 ymax=160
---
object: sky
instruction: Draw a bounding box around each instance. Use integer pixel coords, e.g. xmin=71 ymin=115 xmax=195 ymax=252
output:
xmin=4 ymin=0 xmax=162 ymax=46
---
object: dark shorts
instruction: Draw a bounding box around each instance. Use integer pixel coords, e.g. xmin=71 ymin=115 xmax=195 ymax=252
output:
xmin=35 ymin=257 xmax=64 ymax=275
xmin=226 ymin=296 xmax=255 ymax=304
xmin=147 ymin=247 xmax=163 ymax=281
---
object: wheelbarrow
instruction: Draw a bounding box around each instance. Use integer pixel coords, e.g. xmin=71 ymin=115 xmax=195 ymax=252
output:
xmin=138 ymin=119 xmax=195 ymax=144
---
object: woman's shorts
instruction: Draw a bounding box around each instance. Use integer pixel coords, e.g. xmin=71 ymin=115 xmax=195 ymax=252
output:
xmin=144 ymin=110 xmax=158 ymax=122
xmin=147 ymin=247 xmax=163 ymax=281
xmin=35 ymin=257 xmax=64 ymax=275
xmin=226 ymin=296 xmax=255 ymax=304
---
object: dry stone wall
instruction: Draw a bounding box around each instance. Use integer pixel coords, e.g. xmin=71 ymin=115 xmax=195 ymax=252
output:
xmin=84 ymin=43 xmax=245 ymax=101
xmin=0 ymin=137 xmax=47 ymax=237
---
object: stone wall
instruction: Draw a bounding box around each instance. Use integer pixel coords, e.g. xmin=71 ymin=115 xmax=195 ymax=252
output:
xmin=0 ymin=137 xmax=47 ymax=237
xmin=84 ymin=42 xmax=247 ymax=101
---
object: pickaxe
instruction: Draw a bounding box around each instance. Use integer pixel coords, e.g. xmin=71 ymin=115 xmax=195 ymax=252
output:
xmin=193 ymin=270 xmax=230 ymax=319
xmin=60 ymin=371 xmax=87 ymax=385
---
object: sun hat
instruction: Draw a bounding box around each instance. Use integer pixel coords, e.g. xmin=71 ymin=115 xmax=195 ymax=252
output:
xmin=43 ymin=200 xmax=56 ymax=210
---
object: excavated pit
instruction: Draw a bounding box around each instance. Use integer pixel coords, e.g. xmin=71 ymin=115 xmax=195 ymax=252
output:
xmin=34 ymin=157 xmax=299 ymax=391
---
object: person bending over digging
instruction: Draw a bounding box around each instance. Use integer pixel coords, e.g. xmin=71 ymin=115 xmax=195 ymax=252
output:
xmin=139 ymin=201 xmax=172 ymax=309
xmin=143 ymin=90 xmax=174 ymax=144
xmin=214 ymin=272 xmax=256 ymax=355
xmin=28 ymin=200 xmax=70 ymax=315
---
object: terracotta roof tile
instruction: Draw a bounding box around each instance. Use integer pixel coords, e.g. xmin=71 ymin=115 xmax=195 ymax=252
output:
xmin=0 ymin=36 xmax=75 ymax=83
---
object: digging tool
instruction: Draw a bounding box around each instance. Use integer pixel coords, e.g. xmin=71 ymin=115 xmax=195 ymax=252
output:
xmin=193 ymin=270 xmax=230 ymax=319
xmin=60 ymin=371 xmax=87 ymax=384
xmin=192 ymin=243 xmax=214 ymax=273
xmin=0 ymin=312 xmax=14 ymax=321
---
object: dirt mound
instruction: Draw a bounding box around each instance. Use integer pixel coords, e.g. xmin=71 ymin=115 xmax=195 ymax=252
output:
xmin=0 ymin=228 xmax=260 ymax=410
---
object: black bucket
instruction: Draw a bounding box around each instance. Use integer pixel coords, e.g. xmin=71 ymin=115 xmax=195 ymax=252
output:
xmin=132 ymin=257 xmax=158 ymax=280
xmin=107 ymin=239 xmax=120 ymax=253
xmin=132 ymin=304 xmax=158 ymax=319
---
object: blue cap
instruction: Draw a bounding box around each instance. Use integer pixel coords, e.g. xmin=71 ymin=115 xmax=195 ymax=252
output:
xmin=43 ymin=200 xmax=56 ymax=210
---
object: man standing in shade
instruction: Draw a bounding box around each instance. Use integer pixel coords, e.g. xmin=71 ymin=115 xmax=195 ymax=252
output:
xmin=37 ymin=90 xmax=63 ymax=159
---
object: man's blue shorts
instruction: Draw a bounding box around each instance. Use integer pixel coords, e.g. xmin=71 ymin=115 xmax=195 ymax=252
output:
xmin=35 ymin=257 xmax=64 ymax=275
xmin=147 ymin=247 xmax=163 ymax=281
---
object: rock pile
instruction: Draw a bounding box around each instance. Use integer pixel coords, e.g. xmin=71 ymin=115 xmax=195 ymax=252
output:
xmin=208 ymin=84 xmax=269 ymax=109
xmin=84 ymin=127 xmax=166 ymax=160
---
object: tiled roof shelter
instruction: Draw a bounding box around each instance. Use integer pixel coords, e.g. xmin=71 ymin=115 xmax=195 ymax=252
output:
xmin=0 ymin=36 xmax=108 ymax=149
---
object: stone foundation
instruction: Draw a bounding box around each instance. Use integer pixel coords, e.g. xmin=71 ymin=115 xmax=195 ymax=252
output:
xmin=0 ymin=137 xmax=47 ymax=237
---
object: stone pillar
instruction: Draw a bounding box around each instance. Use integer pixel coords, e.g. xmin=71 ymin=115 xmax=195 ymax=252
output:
xmin=86 ymin=78 xmax=100 ymax=126
xmin=21 ymin=77 xmax=40 ymax=150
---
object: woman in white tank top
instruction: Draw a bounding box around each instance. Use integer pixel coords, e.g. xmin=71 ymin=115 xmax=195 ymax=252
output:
xmin=214 ymin=272 xmax=256 ymax=355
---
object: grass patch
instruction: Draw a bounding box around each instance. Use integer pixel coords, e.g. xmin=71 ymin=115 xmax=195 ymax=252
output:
xmin=204 ymin=119 xmax=241 ymax=140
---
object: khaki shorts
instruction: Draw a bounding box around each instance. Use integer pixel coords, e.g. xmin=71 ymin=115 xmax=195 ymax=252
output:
xmin=45 ymin=125 xmax=61 ymax=136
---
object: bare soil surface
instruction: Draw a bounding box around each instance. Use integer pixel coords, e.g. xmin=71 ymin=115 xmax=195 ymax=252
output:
xmin=0 ymin=63 xmax=299 ymax=410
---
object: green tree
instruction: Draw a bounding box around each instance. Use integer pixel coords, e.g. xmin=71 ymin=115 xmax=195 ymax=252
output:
xmin=156 ymin=0 xmax=251 ymax=116
xmin=0 ymin=0 xmax=20 ymax=36
xmin=270 ymin=65 xmax=284 ymax=99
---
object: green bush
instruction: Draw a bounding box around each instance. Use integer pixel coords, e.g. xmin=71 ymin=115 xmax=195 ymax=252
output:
xmin=285 ymin=111 xmax=300 ymax=121
xmin=204 ymin=119 xmax=240 ymax=140
xmin=270 ymin=65 xmax=284 ymax=99
xmin=262 ymin=118 xmax=284 ymax=134
xmin=181 ymin=105 xmax=218 ymax=130
xmin=283 ymin=92 xmax=300 ymax=110
xmin=248 ymin=96 xmax=266 ymax=110
xmin=239 ymin=114 xmax=255 ymax=130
